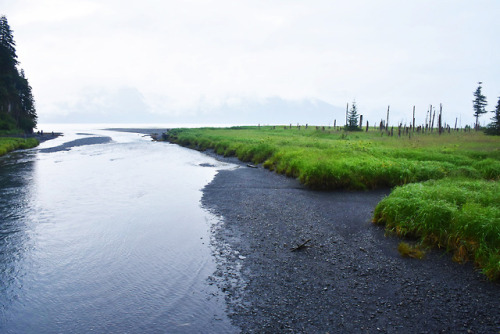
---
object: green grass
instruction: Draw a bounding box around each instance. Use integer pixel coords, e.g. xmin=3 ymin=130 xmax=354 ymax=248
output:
xmin=374 ymin=178 xmax=500 ymax=280
xmin=166 ymin=125 xmax=500 ymax=280
xmin=398 ymin=242 xmax=426 ymax=259
xmin=167 ymin=126 xmax=500 ymax=189
xmin=0 ymin=137 xmax=39 ymax=156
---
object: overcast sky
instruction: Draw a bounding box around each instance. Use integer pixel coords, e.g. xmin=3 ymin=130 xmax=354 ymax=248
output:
xmin=3 ymin=0 xmax=500 ymax=126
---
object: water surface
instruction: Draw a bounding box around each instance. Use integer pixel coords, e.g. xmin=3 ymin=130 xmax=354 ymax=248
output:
xmin=0 ymin=125 xmax=238 ymax=333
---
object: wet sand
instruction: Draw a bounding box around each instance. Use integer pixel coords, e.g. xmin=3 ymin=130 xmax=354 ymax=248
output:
xmin=201 ymin=159 xmax=500 ymax=333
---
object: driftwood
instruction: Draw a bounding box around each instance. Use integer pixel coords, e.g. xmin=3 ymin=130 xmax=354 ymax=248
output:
xmin=291 ymin=239 xmax=311 ymax=252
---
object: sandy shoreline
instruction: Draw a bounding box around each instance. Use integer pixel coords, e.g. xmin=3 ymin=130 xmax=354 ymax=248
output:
xmin=201 ymin=157 xmax=500 ymax=333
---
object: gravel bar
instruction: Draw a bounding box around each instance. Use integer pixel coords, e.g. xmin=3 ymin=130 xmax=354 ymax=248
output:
xmin=39 ymin=136 xmax=112 ymax=153
xmin=202 ymin=162 xmax=500 ymax=333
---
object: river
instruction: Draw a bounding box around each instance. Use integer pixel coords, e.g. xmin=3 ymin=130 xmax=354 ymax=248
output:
xmin=0 ymin=124 xmax=239 ymax=333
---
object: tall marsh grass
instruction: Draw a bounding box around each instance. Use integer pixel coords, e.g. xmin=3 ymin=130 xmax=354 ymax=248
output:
xmin=167 ymin=126 xmax=500 ymax=189
xmin=374 ymin=178 xmax=500 ymax=280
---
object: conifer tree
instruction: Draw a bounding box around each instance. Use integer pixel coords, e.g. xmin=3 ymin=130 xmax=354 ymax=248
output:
xmin=0 ymin=15 xmax=37 ymax=133
xmin=473 ymin=82 xmax=487 ymax=130
xmin=346 ymin=101 xmax=360 ymax=130
xmin=485 ymin=96 xmax=500 ymax=135
xmin=0 ymin=15 xmax=17 ymax=65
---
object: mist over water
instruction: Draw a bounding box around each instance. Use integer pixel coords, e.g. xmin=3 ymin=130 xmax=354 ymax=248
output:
xmin=0 ymin=125 xmax=238 ymax=333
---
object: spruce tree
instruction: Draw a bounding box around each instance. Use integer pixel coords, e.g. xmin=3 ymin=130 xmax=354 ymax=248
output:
xmin=16 ymin=69 xmax=37 ymax=130
xmin=0 ymin=15 xmax=37 ymax=133
xmin=346 ymin=101 xmax=360 ymax=130
xmin=0 ymin=15 xmax=17 ymax=65
xmin=473 ymin=82 xmax=487 ymax=130
xmin=485 ymin=96 xmax=500 ymax=135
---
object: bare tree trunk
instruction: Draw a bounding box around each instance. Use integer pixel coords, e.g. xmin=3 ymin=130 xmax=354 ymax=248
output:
xmin=412 ymin=106 xmax=415 ymax=132
xmin=386 ymin=105 xmax=390 ymax=130
xmin=431 ymin=108 xmax=435 ymax=132
xmin=425 ymin=108 xmax=429 ymax=133
xmin=428 ymin=105 xmax=433 ymax=130
xmin=346 ymin=103 xmax=349 ymax=127
xmin=438 ymin=104 xmax=442 ymax=135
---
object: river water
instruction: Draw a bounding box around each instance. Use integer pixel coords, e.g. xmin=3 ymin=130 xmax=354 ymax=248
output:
xmin=0 ymin=125 xmax=239 ymax=333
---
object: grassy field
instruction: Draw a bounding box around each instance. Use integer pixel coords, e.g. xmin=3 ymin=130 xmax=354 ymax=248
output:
xmin=166 ymin=126 xmax=499 ymax=189
xmin=166 ymin=125 xmax=500 ymax=279
xmin=0 ymin=137 xmax=39 ymax=157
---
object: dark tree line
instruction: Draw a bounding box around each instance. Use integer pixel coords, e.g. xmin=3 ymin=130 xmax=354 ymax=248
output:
xmin=0 ymin=15 xmax=37 ymax=133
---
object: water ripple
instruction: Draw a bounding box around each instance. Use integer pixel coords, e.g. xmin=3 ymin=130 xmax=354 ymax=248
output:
xmin=0 ymin=128 xmax=238 ymax=333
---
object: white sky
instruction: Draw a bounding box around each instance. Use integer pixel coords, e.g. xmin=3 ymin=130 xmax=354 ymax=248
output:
xmin=3 ymin=0 xmax=500 ymax=125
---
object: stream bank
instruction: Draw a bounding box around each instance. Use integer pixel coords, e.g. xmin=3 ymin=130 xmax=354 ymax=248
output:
xmin=202 ymin=162 xmax=500 ymax=333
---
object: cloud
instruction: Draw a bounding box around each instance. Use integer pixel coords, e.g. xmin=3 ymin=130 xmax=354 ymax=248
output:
xmin=7 ymin=0 xmax=101 ymax=25
xmin=4 ymin=0 xmax=500 ymax=126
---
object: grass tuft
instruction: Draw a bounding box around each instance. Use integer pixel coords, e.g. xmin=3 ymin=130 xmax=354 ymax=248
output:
xmin=374 ymin=178 xmax=500 ymax=280
xmin=398 ymin=242 xmax=425 ymax=259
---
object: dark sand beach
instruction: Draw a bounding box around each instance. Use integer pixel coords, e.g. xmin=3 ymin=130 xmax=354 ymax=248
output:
xmin=201 ymin=157 xmax=500 ymax=333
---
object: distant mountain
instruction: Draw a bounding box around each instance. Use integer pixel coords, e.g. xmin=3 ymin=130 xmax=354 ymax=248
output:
xmin=40 ymin=86 xmax=157 ymax=124
xmin=193 ymin=97 xmax=344 ymax=126
xmin=40 ymin=92 xmax=345 ymax=126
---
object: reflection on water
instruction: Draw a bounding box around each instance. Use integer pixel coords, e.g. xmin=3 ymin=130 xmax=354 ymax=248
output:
xmin=0 ymin=127 xmax=238 ymax=333
xmin=0 ymin=151 xmax=37 ymax=322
